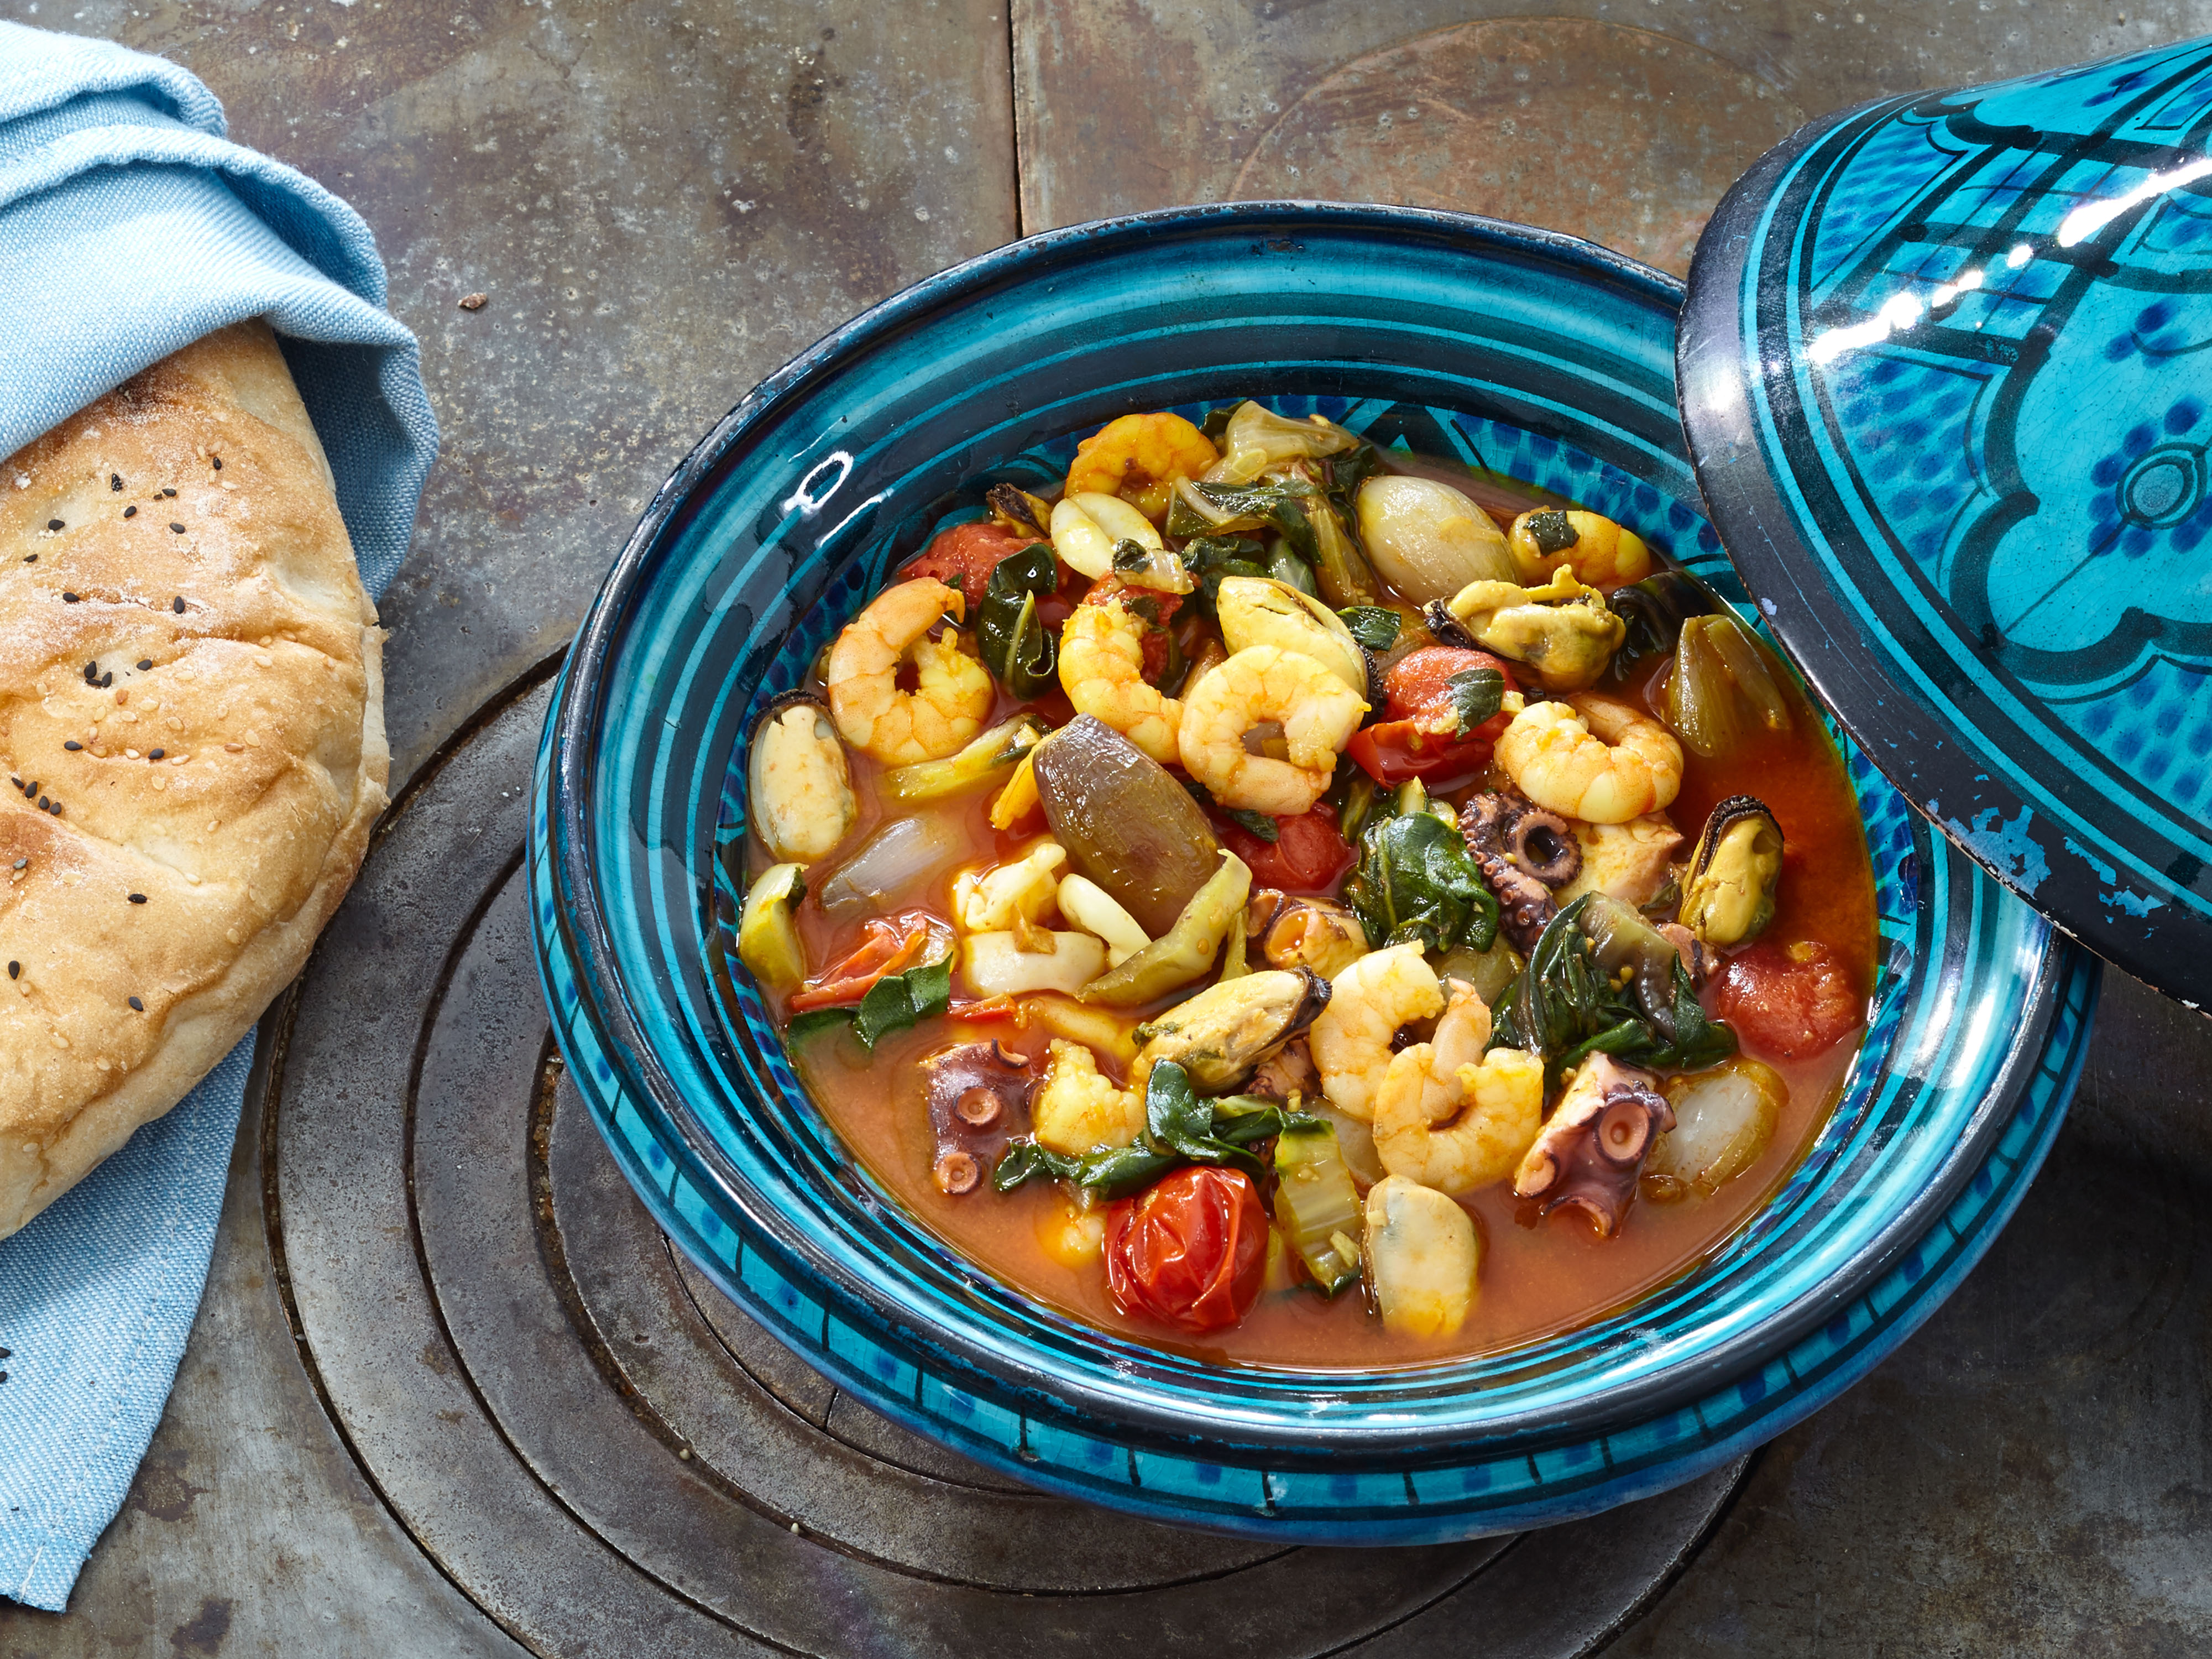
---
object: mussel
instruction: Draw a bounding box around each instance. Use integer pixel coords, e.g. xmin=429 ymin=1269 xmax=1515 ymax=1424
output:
xmin=1363 ymin=1175 xmax=1479 ymax=1337
xmin=1248 ymin=889 xmax=1369 ymax=979
xmin=1680 ymin=796 xmax=1784 ymax=947
xmin=1131 ymin=967 xmax=1330 ymax=1094
xmin=1504 ymin=508 xmax=1651 ymax=587
xmin=1424 ymin=569 xmax=1625 ymax=691
xmin=747 ymin=692 xmax=857 ymax=865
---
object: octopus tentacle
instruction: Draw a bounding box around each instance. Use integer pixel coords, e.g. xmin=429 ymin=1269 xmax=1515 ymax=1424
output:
xmin=1462 ymin=792 xmax=1580 ymax=952
xmin=1512 ymin=1053 xmax=1674 ymax=1236
xmin=923 ymin=1040 xmax=1036 ymax=1195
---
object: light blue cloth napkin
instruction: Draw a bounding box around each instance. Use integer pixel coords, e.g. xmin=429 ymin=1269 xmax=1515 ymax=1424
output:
xmin=0 ymin=22 xmax=436 ymax=1611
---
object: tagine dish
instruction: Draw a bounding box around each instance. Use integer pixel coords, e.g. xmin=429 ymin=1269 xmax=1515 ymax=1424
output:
xmin=727 ymin=400 xmax=1876 ymax=1368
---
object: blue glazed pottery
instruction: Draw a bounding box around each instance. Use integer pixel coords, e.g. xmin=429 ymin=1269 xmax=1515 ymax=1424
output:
xmin=529 ymin=203 xmax=2098 ymax=1543
xmin=1681 ymin=36 xmax=2212 ymax=1008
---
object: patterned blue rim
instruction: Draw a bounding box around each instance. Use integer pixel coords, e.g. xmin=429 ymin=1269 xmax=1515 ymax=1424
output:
xmin=530 ymin=203 xmax=2098 ymax=1539
xmin=1679 ymin=39 xmax=2212 ymax=1008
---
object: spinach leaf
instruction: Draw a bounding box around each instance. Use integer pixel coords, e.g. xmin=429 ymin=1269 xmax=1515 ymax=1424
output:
xmin=1492 ymin=893 xmax=1735 ymax=1078
xmin=974 ymin=543 xmax=1059 ymax=698
xmin=1445 ymin=665 xmax=1506 ymax=731
xmin=788 ymin=952 xmax=954 ymax=1053
xmin=1178 ymin=775 xmax=1280 ymax=843
xmin=1178 ymin=533 xmax=1272 ymax=617
xmin=991 ymin=1061 xmax=1317 ymax=1197
xmin=1316 ymin=442 xmax=1383 ymax=517
xmin=1523 ymin=508 xmax=1580 ymax=555
xmin=1343 ymin=804 xmax=1499 ymax=955
xmin=1166 ymin=481 xmax=1319 ymax=567
xmin=1338 ymin=606 xmax=1402 ymax=652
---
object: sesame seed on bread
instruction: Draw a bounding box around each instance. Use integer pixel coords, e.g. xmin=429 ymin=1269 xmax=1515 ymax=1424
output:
xmin=0 ymin=319 xmax=389 ymax=1238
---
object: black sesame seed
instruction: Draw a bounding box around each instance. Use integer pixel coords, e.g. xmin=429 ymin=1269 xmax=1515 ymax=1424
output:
xmin=172 ymin=597 xmax=185 ymax=614
xmin=160 ymin=487 xmax=176 ymax=498
xmin=127 ymin=892 xmax=146 ymax=904
xmin=10 ymin=858 xmax=23 ymax=869
xmin=60 ymin=593 xmax=78 ymax=603
xmin=148 ymin=749 xmax=165 ymax=761
xmin=62 ymin=742 xmax=80 ymax=752
xmin=110 ymin=473 xmax=123 ymax=492
xmin=46 ymin=519 xmax=63 ymax=532
xmin=128 ymin=995 xmax=143 ymax=1011
xmin=168 ymin=523 xmax=185 ymax=535
xmin=22 ymin=554 xmax=34 ymax=564
xmin=24 ymin=781 xmax=36 ymax=796
xmin=8 ymin=963 xmax=18 ymax=979
xmin=137 ymin=660 xmax=153 ymax=671
xmin=1 ymin=1373 xmax=9 ymax=1385
xmin=48 ymin=802 xmax=60 ymax=816
xmin=36 ymin=796 xmax=46 ymax=810
xmin=99 ymin=674 xmax=111 ymax=688
xmin=122 ymin=505 xmax=137 ymax=519
xmin=211 ymin=457 xmax=223 ymax=471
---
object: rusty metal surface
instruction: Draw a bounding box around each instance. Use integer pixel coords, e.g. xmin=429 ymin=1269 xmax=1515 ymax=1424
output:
xmin=3 ymin=0 xmax=2212 ymax=1652
xmin=1612 ymin=972 xmax=2212 ymax=1656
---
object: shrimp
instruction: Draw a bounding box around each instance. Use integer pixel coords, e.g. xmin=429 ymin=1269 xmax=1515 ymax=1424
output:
xmin=1178 ymin=645 xmax=1366 ymax=816
xmin=1507 ymin=509 xmax=1653 ymax=588
xmin=1059 ymin=597 xmax=1183 ymax=763
xmin=1031 ymin=1039 xmax=1146 ymax=1156
xmin=1310 ymin=942 xmax=1441 ymax=1123
xmin=1064 ymin=411 xmax=1220 ymax=520
xmin=1495 ymin=691 xmax=1683 ymax=824
xmin=827 ymin=578 xmax=994 ymax=765
xmin=1373 ymin=985 xmax=1544 ymax=1193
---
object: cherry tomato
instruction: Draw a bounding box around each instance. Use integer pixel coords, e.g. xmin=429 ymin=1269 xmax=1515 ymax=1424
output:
xmin=1383 ymin=646 xmax=1519 ymax=728
xmin=1220 ymin=805 xmax=1354 ymax=891
xmin=1715 ymin=939 xmax=1864 ymax=1058
xmin=1104 ymin=1167 xmax=1268 ymax=1333
xmin=1080 ymin=577 xmax=1185 ymax=684
xmin=901 ymin=520 xmax=1035 ymax=598
xmin=1346 ymin=646 xmax=1520 ymax=782
xmin=1346 ymin=719 xmax=1496 ymax=784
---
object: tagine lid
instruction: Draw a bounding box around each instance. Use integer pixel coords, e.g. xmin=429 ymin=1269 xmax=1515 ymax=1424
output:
xmin=1677 ymin=36 xmax=2212 ymax=1004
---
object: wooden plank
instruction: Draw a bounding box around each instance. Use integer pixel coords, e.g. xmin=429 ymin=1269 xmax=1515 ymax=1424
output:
xmin=1011 ymin=0 xmax=2173 ymax=273
xmin=109 ymin=0 xmax=1021 ymax=782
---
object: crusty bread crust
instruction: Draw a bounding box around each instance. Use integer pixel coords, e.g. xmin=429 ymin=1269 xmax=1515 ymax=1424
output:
xmin=0 ymin=320 xmax=389 ymax=1238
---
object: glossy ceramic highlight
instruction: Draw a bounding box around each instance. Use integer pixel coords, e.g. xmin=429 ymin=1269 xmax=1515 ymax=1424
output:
xmin=1682 ymin=38 xmax=2212 ymax=1006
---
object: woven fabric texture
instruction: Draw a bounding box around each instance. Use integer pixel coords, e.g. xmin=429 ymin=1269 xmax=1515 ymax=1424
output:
xmin=0 ymin=20 xmax=435 ymax=1611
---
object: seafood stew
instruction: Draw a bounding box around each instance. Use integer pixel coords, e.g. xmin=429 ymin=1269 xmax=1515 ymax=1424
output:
xmin=730 ymin=401 xmax=1876 ymax=1369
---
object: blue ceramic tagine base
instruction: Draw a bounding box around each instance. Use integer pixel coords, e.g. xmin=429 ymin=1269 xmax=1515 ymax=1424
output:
xmin=531 ymin=204 xmax=2100 ymax=1542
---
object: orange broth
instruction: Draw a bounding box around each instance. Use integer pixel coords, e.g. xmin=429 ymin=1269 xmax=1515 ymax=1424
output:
xmin=762 ymin=495 xmax=1878 ymax=1371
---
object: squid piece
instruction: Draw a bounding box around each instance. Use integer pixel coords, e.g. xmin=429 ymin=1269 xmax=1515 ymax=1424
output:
xmin=922 ymin=1041 xmax=1036 ymax=1196
xmin=1512 ymin=1053 xmax=1675 ymax=1237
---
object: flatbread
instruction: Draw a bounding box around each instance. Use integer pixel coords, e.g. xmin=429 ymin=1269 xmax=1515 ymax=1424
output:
xmin=0 ymin=320 xmax=389 ymax=1238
